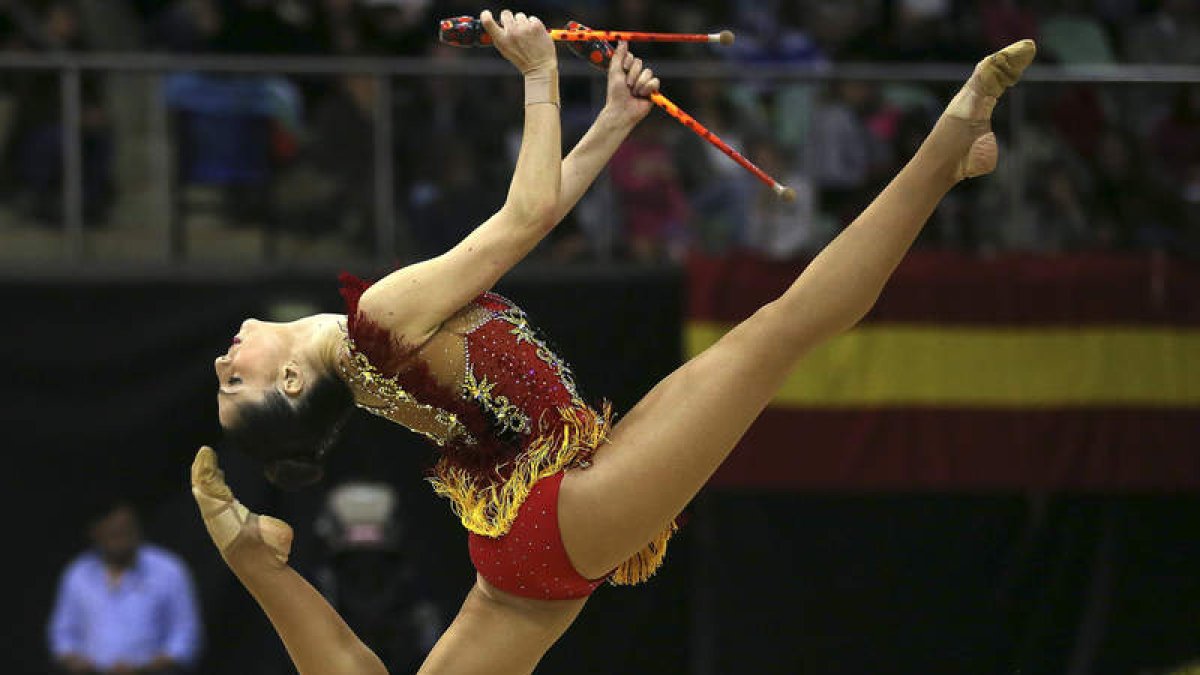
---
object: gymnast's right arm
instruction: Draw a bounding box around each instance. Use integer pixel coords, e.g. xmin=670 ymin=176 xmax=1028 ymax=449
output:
xmin=358 ymin=9 xmax=562 ymax=344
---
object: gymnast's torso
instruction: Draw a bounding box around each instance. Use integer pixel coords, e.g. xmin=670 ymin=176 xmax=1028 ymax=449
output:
xmin=337 ymin=277 xmax=605 ymax=539
xmin=337 ymin=275 xmax=673 ymax=599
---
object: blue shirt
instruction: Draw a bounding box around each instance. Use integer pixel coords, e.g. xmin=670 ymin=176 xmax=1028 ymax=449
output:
xmin=48 ymin=544 xmax=201 ymax=669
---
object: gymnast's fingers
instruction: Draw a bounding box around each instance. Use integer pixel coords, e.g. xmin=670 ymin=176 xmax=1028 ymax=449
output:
xmin=635 ymin=68 xmax=655 ymax=97
xmin=500 ymin=8 xmax=514 ymax=28
xmin=627 ymin=57 xmax=644 ymax=89
xmin=609 ymin=41 xmax=628 ymax=77
xmin=480 ymin=10 xmax=501 ymax=39
xmin=642 ymin=76 xmax=661 ymax=97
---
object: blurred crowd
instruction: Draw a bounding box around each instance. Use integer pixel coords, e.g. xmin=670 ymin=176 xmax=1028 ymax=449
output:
xmin=1 ymin=0 xmax=1198 ymax=261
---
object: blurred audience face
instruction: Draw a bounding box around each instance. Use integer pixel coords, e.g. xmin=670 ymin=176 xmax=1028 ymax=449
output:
xmin=91 ymin=505 xmax=142 ymax=570
xmin=343 ymin=74 xmax=377 ymax=111
xmin=45 ymin=2 xmax=80 ymax=46
xmin=838 ymin=81 xmax=876 ymax=111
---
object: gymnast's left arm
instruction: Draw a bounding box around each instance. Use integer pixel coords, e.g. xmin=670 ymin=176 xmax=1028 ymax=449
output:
xmin=549 ymin=40 xmax=659 ymax=225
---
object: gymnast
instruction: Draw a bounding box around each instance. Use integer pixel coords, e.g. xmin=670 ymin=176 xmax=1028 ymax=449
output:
xmin=192 ymin=9 xmax=1036 ymax=674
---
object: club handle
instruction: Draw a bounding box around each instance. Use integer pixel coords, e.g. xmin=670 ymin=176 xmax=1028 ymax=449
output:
xmin=439 ymin=16 xmax=492 ymax=47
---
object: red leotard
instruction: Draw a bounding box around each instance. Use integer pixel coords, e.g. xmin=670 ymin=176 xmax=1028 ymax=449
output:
xmin=338 ymin=275 xmax=674 ymax=600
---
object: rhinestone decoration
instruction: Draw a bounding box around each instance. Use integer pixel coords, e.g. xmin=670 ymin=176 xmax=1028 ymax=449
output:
xmin=339 ymin=340 xmax=477 ymax=447
xmin=463 ymin=367 xmax=532 ymax=436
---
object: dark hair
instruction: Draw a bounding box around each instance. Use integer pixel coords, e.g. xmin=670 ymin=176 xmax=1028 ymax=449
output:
xmin=224 ymin=371 xmax=354 ymax=490
xmin=86 ymin=497 xmax=137 ymax=528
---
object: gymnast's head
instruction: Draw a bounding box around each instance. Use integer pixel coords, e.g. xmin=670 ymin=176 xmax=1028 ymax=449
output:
xmin=215 ymin=315 xmax=353 ymax=489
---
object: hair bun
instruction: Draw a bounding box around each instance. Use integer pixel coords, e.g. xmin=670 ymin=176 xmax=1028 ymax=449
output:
xmin=265 ymin=458 xmax=325 ymax=491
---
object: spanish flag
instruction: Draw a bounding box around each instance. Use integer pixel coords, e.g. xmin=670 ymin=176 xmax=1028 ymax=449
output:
xmin=687 ymin=251 xmax=1200 ymax=491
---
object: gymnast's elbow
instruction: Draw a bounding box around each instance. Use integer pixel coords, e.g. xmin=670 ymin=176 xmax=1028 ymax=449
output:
xmin=503 ymin=197 xmax=558 ymax=234
xmin=328 ymin=646 xmax=389 ymax=675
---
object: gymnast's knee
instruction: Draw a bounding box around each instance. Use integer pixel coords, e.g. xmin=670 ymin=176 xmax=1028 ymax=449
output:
xmin=744 ymin=299 xmax=827 ymax=354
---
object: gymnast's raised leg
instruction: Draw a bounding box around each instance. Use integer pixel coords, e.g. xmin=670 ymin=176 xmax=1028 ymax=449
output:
xmin=559 ymin=40 xmax=1038 ymax=579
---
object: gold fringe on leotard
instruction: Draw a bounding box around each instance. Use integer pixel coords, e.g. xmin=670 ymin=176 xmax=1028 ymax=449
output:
xmin=610 ymin=519 xmax=678 ymax=586
xmin=429 ymin=401 xmax=678 ymax=586
xmin=429 ymin=403 xmax=611 ymax=538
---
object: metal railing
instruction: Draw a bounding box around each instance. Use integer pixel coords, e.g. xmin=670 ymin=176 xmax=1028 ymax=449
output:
xmin=1 ymin=51 xmax=1198 ymax=273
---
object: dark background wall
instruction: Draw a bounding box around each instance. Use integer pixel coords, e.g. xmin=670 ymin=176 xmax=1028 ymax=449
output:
xmin=3 ymin=268 xmax=1198 ymax=674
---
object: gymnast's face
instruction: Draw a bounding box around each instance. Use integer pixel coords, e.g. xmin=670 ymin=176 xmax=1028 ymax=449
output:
xmin=215 ymin=318 xmax=297 ymax=427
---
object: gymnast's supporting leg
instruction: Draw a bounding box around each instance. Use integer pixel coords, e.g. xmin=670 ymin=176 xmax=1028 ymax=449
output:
xmin=191 ymin=448 xmax=389 ymax=675
xmin=559 ymin=40 xmax=1037 ymax=579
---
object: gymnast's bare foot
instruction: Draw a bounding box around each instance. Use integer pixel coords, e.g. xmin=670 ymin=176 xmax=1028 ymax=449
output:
xmin=192 ymin=446 xmax=293 ymax=570
xmin=942 ymin=39 xmax=1037 ymax=181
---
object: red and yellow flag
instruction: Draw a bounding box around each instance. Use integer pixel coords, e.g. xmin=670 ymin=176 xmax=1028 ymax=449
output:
xmin=687 ymin=251 xmax=1200 ymax=490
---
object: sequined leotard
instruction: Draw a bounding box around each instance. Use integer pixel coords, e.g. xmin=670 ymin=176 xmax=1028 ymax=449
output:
xmin=338 ymin=275 xmax=676 ymax=600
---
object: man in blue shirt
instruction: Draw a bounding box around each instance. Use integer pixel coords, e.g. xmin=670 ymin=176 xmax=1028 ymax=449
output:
xmin=48 ymin=501 xmax=201 ymax=674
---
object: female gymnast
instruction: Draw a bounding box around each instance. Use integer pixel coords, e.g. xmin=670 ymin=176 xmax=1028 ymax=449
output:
xmin=192 ymin=9 xmax=1036 ymax=674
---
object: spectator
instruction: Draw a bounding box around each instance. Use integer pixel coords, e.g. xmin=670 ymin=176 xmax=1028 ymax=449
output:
xmin=273 ymin=74 xmax=376 ymax=245
xmin=1148 ymin=85 xmax=1200 ymax=250
xmin=163 ymin=71 xmax=301 ymax=230
xmin=48 ymin=501 xmax=201 ymax=674
xmin=725 ymin=0 xmax=828 ymax=150
xmin=304 ymin=0 xmax=371 ymax=55
xmin=679 ymin=87 xmax=748 ymax=253
xmin=1117 ymin=0 xmax=1200 ymax=134
xmin=1123 ymin=0 xmax=1200 ymax=65
xmin=609 ymin=114 xmax=690 ymax=262
xmin=152 ymin=0 xmax=221 ymax=51
xmin=736 ymin=139 xmax=821 ymax=259
xmin=804 ymin=81 xmax=889 ymax=225
xmin=1091 ymin=0 xmax=1139 ymax=47
xmin=1028 ymin=159 xmax=1092 ymax=252
xmin=0 ymin=0 xmax=113 ymax=224
xmin=978 ymin=0 xmax=1041 ymax=52
xmin=1050 ymin=84 xmax=1112 ymax=161
xmin=408 ymin=136 xmax=503 ymax=258
xmin=1040 ymin=0 xmax=1117 ymax=64
xmin=881 ymin=0 xmax=977 ymax=62
xmin=1152 ymin=86 xmax=1200 ymax=183
xmin=1091 ymin=128 xmax=1165 ymax=250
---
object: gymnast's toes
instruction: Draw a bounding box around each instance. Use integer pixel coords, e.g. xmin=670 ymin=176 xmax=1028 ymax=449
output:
xmin=944 ymin=39 xmax=1036 ymax=123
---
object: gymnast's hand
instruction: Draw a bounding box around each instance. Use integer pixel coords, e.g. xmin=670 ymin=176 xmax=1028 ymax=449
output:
xmin=604 ymin=41 xmax=660 ymax=126
xmin=191 ymin=446 xmax=293 ymax=571
xmin=481 ymin=9 xmax=557 ymax=75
